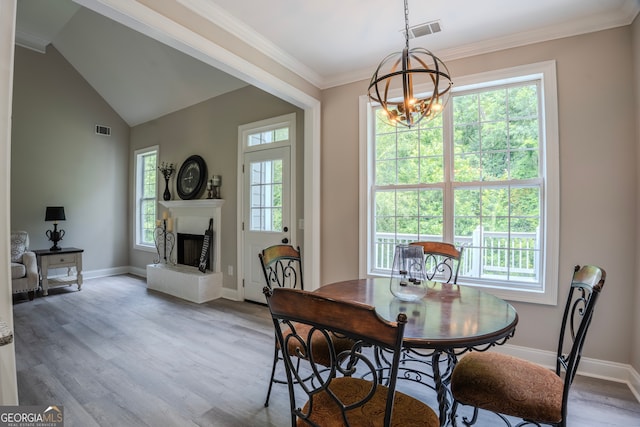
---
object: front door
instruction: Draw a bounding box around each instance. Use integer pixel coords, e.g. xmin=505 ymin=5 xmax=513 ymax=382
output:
xmin=242 ymin=145 xmax=292 ymax=303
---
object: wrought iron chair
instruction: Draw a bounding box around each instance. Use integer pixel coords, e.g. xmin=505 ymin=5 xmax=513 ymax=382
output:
xmin=393 ymin=241 xmax=464 ymax=394
xmin=409 ymin=241 xmax=464 ymax=284
xmin=259 ymin=244 xmax=352 ymax=407
xmin=450 ymin=264 xmax=606 ymax=427
xmin=260 ymin=244 xmax=304 ymax=291
xmin=264 ymin=286 xmax=440 ymax=427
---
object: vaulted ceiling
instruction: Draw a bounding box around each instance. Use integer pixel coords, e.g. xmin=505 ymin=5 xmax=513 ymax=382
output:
xmin=15 ymin=0 xmax=640 ymax=126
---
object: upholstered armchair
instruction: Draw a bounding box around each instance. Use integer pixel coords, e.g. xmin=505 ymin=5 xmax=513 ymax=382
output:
xmin=10 ymin=231 xmax=39 ymax=300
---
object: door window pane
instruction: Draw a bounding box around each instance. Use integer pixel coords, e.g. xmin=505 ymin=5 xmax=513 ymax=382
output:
xmin=250 ymin=159 xmax=283 ymax=231
xmin=248 ymin=127 xmax=289 ymax=147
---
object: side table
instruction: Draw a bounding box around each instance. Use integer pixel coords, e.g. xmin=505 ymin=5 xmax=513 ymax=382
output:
xmin=33 ymin=247 xmax=84 ymax=296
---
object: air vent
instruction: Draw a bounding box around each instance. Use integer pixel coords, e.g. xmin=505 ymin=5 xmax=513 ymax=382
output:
xmin=402 ymin=20 xmax=442 ymax=40
xmin=95 ymin=125 xmax=111 ymax=136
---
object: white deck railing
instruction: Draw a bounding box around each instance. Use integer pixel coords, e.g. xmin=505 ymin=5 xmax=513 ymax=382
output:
xmin=374 ymin=226 xmax=539 ymax=281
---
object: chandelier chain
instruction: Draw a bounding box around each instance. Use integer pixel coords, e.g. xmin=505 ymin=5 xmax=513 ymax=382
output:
xmin=404 ymin=0 xmax=410 ymax=49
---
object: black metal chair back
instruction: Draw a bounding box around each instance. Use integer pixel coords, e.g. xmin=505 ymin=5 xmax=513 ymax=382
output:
xmin=260 ymin=244 xmax=307 ymax=407
xmin=410 ymin=241 xmax=464 ymax=284
xmin=259 ymin=244 xmax=304 ymax=290
xmin=264 ymin=287 xmax=439 ymax=427
xmin=555 ymin=264 xmax=606 ymax=421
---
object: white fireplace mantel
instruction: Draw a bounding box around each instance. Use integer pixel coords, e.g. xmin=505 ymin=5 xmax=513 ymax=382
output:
xmin=159 ymin=199 xmax=225 ymax=218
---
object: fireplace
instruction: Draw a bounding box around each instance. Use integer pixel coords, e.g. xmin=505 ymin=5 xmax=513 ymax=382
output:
xmin=178 ymin=233 xmax=211 ymax=271
xmin=147 ymin=199 xmax=225 ymax=304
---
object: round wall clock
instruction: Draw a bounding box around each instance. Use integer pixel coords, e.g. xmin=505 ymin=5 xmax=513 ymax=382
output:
xmin=176 ymin=155 xmax=207 ymax=200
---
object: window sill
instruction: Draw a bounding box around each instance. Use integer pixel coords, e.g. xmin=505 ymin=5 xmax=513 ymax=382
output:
xmin=134 ymin=243 xmax=156 ymax=253
xmin=457 ymin=280 xmax=557 ymax=306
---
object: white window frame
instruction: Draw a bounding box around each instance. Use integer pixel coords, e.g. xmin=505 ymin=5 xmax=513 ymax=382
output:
xmin=359 ymin=61 xmax=559 ymax=305
xmin=134 ymin=145 xmax=159 ymax=252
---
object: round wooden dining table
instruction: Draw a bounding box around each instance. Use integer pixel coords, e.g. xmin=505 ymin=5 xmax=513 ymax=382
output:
xmin=315 ymin=277 xmax=519 ymax=426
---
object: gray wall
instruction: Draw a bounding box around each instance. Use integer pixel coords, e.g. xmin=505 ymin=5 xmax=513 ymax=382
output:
xmin=128 ymin=85 xmax=304 ymax=290
xmin=321 ymin=26 xmax=637 ymax=365
xmin=11 ymin=45 xmax=130 ymax=272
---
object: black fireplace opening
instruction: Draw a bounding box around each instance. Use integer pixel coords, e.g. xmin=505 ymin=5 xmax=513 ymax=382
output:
xmin=177 ymin=233 xmax=211 ymax=271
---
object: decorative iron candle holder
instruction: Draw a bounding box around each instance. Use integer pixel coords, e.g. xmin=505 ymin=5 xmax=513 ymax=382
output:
xmin=211 ymin=175 xmax=221 ymax=199
xmin=390 ymin=244 xmax=428 ymax=301
xmin=153 ymin=213 xmax=176 ymax=264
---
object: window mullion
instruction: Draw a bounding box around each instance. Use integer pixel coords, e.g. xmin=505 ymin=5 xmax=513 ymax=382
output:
xmin=442 ymin=97 xmax=454 ymax=243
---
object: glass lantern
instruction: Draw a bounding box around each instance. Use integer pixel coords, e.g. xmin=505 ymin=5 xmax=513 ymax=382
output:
xmin=390 ymin=244 xmax=428 ymax=301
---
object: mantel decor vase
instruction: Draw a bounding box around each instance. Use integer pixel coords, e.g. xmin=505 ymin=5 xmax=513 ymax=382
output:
xmin=390 ymin=244 xmax=428 ymax=301
xmin=163 ymin=177 xmax=171 ymax=201
xmin=158 ymin=162 xmax=175 ymax=201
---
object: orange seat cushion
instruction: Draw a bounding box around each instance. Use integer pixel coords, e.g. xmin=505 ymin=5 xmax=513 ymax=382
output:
xmin=451 ymin=352 xmax=564 ymax=424
xmin=297 ymin=377 xmax=439 ymax=426
xmin=281 ymin=322 xmax=354 ymax=367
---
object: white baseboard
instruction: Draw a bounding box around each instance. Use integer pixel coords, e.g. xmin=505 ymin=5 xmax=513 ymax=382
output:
xmin=221 ymin=287 xmax=241 ymax=301
xmin=83 ymin=266 xmax=130 ymax=279
xmin=48 ymin=266 xmax=130 ymax=281
xmin=128 ymin=266 xmax=147 ymax=277
xmin=494 ymin=344 xmax=640 ymax=403
xmin=629 ymin=367 xmax=640 ymax=403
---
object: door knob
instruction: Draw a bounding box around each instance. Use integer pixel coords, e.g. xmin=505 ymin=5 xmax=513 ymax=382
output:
xmin=282 ymin=237 xmax=289 ymax=244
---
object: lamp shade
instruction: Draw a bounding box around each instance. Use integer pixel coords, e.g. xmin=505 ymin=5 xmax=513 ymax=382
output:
xmin=45 ymin=206 xmax=66 ymax=222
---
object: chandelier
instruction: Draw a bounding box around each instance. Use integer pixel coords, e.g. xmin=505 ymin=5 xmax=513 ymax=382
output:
xmin=368 ymin=0 xmax=453 ymax=128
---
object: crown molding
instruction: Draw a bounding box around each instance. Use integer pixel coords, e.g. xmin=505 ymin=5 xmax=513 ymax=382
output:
xmin=14 ymin=30 xmax=48 ymax=54
xmin=441 ymin=3 xmax=640 ymax=63
xmin=79 ymin=0 xmax=640 ymax=91
xmin=177 ymin=0 xmax=324 ymax=89
xmin=326 ymin=3 xmax=640 ymax=89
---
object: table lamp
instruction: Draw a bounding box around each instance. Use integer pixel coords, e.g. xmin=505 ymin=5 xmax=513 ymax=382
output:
xmin=45 ymin=206 xmax=66 ymax=251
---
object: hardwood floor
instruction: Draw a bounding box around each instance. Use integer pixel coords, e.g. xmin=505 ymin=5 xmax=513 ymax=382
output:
xmin=13 ymin=275 xmax=640 ymax=427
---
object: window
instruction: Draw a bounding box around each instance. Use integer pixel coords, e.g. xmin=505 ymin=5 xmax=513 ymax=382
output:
xmin=360 ymin=61 xmax=559 ymax=304
xmin=247 ymin=126 xmax=289 ymax=147
xmin=134 ymin=146 xmax=158 ymax=250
